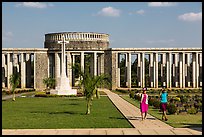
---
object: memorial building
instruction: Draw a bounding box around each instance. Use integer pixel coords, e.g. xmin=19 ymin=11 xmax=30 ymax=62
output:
xmin=2 ymin=32 xmax=202 ymax=91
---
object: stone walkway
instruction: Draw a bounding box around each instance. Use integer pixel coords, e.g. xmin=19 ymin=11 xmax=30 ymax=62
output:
xmin=2 ymin=89 xmax=202 ymax=135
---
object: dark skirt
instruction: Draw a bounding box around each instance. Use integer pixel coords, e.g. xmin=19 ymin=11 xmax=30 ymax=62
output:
xmin=161 ymin=103 xmax=167 ymax=111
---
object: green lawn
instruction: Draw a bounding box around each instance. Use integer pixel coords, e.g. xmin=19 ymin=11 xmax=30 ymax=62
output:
xmin=2 ymin=96 xmax=133 ymax=129
xmin=121 ymin=95 xmax=202 ymax=128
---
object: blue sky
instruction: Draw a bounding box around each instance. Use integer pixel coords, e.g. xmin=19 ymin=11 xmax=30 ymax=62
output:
xmin=2 ymin=2 xmax=202 ymax=49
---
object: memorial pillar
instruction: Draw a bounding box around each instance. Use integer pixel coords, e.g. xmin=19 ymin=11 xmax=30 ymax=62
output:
xmin=162 ymin=53 xmax=166 ymax=87
xmin=155 ymin=52 xmax=158 ymax=88
xmin=166 ymin=53 xmax=169 ymax=88
xmin=182 ymin=53 xmax=185 ymax=88
xmin=169 ymin=53 xmax=172 ymax=88
xmin=7 ymin=53 xmax=13 ymax=89
xmin=150 ymin=53 xmax=154 ymax=87
xmin=199 ymin=53 xmax=202 ymax=87
xmin=94 ymin=52 xmax=97 ymax=76
xmin=127 ymin=52 xmax=131 ymax=88
xmin=117 ymin=53 xmax=120 ymax=88
xmin=187 ymin=53 xmax=191 ymax=87
xmin=196 ymin=52 xmax=199 ymax=88
xmin=192 ymin=53 xmax=196 ymax=88
xmin=72 ymin=54 xmax=75 ymax=86
xmin=175 ymin=53 xmax=178 ymax=87
xmin=137 ymin=53 xmax=141 ymax=87
xmin=2 ymin=54 xmax=6 ymax=88
xmin=125 ymin=53 xmax=128 ymax=87
xmin=142 ymin=52 xmax=145 ymax=88
xmin=67 ymin=52 xmax=72 ymax=86
xmin=21 ymin=53 xmax=26 ymax=88
xmin=179 ymin=53 xmax=183 ymax=88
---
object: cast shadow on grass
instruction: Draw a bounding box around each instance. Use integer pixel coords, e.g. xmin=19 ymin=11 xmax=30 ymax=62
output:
xmin=30 ymin=111 xmax=86 ymax=115
xmin=126 ymin=116 xmax=157 ymax=120
xmin=182 ymin=123 xmax=202 ymax=132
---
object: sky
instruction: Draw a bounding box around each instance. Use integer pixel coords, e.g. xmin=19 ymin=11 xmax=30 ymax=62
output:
xmin=2 ymin=2 xmax=202 ymax=49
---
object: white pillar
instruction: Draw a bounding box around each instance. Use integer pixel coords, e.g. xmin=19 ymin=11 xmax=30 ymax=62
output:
xmin=67 ymin=52 xmax=72 ymax=86
xmin=55 ymin=53 xmax=60 ymax=79
xmin=33 ymin=53 xmax=36 ymax=89
xmin=72 ymin=54 xmax=75 ymax=86
xmin=175 ymin=53 xmax=178 ymax=87
xmin=94 ymin=52 xmax=97 ymax=76
xmin=21 ymin=53 xmax=26 ymax=88
xmin=7 ymin=53 xmax=13 ymax=89
xmin=81 ymin=52 xmax=84 ymax=73
xmin=125 ymin=53 xmax=128 ymax=87
xmin=179 ymin=53 xmax=183 ymax=88
xmin=182 ymin=53 xmax=185 ymax=88
xmin=187 ymin=53 xmax=191 ymax=87
xmin=162 ymin=53 xmax=166 ymax=87
xmin=155 ymin=53 xmax=158 ymax=88
xmin=169 ymin=53 xmax=172 ymax=88
xmin=196 ymin=52 xmax=199 ymax=88
xmin=199 ymin=53 xmax=202 ymax=87
xmin=127 ymin=52 xmax=131 ymax=88
xmin=150 ymin=53 xmax=154 ymax=87
xmin=117 ymin=53 xmax=120 ymax=87
xmin=137 ymin=53 xmax=141 ymax=87
xmin=166 ymin=53 xmax=169 ymax=88
xmin=2 ymin=54 xmax=6 ymax=88
xmin=192 ymin=53 xmax=196 ymax=88
xmin=142 ymin=52 xmax=145 ymax=88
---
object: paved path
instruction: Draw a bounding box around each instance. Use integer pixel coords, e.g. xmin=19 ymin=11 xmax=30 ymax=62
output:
xmin=2 ymin=89 xmax=202 ymax=135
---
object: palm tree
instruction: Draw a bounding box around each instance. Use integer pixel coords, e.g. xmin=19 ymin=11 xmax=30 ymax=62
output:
xmin=73 ymin=62 xmax=111 ymax=115
xmin=43 ymin=77 xmax=55 ymax=93
xmin=9 ymin=72 xmax=20 ymax=101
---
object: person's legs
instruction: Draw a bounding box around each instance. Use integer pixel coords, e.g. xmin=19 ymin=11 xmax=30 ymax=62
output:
xmin=144 ymin=112 xmax=147 ymax=119
xmin=164 ymin=110 xmax=168 ymax=121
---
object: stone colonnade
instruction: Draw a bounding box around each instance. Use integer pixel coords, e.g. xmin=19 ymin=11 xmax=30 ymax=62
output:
xmin=2 ymin=48 xmax=202 ymax=90
xmin=111 ymin=48 xmax=202 ymax=89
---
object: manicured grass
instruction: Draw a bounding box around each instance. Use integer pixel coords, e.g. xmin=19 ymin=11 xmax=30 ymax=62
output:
xmin=121 ymin=95 xmax=202 ymax=128
xmin=2 ymin=96 xmax=133 ymax=129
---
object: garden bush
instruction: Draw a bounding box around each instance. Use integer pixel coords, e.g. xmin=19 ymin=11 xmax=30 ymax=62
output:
xmin=167 ymin=103 xmax=177 ymax=114
xmin=129 ymin=90 xmax=135 ymax=99
xmin=187 ymin=107 xmax=198 ymax=114
xmin=152 ymin=99 xmax=160 ymax=109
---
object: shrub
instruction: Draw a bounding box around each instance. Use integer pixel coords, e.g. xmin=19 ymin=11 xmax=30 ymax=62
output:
xmin=129 ymin=91 xmax=135 ymax=99
xmin=187 ymin=107 xmax=198 ymax=114
xmin=167 ymin=103 xmax=177 ymax=114
xmin=148 ymin=97 xmax=155 ymax=106
xmin=153 ymin=100 xmax=160 ymax=109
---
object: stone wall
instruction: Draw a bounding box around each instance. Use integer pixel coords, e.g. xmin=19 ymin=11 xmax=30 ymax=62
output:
xmin=104 ymin=50 xmax=118 ymax=90
xmin=44 ymin=41 xmax=109 ymax=50
xmin=34 ymin=53 xmax=48 ymax=90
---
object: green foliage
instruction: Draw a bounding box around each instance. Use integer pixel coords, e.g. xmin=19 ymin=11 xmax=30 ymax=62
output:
xmin=73 ymin=61 xmax=111 ymax=114
xmin=167 ymin=103 xmax=177 ymax=114
xmin=43 ymin=77 xmax=55 ymax=89
xmin=129 ymin=90 xmax=135 ymax=98
xmin=9 ymin=71 xmax=20 ymax=101
xmin=152 ymin=99 xmax=160 ymax=109
xmin=187 ymin=107 xmax=198 ymax=114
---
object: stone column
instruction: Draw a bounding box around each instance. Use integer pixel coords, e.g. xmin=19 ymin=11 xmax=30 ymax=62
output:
xmin=155 ymin=53 xmax=158 ymax=88
xmin=169 ymin=53 xmax=172 ymax=88
xmin=100 ymin=53 xmax=105 ymax=74
xmin=137 ymin=53 xmax=141 ymax=87
xmin=175 ymin=53 xmax=178 ymax=87
xmin=81 ymin=52 xmax=84 ymax=73
xmin=7 ymin=53 xmax=13 ymax=89
xmin=13 ymin=54 xmax=19 ymax=73
xmin=125 ymin=53 xmax=128 ymax=87
xmin=94 ymin=52 xmax=97 ymax=76
xmin=142 ymin=52 xmax=145 ymax=88
xmin=33 ymin=53 xmax=36 ymax=89
xmin=186 ymin=53 xmax=191 ymax=87
xmin=196 ymin=52 xmax=199 ymax=88
xmin=72 ymin=54 xmax=75 ymax=86
xmin=166 ymin=53 xmax=169 ymax=88
xmin=2 ymin=54 xmax=6 ymax=88
xmin=127 ymin=52 xmax=131 ymax=88
xmin=55 ymin=53 xmax=60 ymax=82
xmin=179 ymin=53 xmax=183 ymax=88
xmin=150 ymin=53 xmax=154 ymax=87
xmin=182 ymin=53 xmax=185 ymax=88
xmin=21 ymin=53 xmax=26 ymax=88
xmin=199 ymin=53 xmax=202 ymax=87
xmin=26 ymin=54 xmax=31 ymax=87
xmin=192 ymin=53 xmax=196 ymax=88
xmin=162 ymin=53 xmax=166 ymax=87
xmin=117 ymin=53 xmax=120 ymax=88
xmin=67 ymin=52 xmax=72 ymax=86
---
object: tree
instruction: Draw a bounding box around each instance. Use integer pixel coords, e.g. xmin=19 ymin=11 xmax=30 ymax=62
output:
xmin=73 ymin=61 xmax=111 ymax=115
xmin=9 ymin=71 xmax=20 ymax=101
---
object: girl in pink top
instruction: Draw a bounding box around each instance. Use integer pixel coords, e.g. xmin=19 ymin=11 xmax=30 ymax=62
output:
xmin=140 ymin=87 xmax=148 ymax=120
